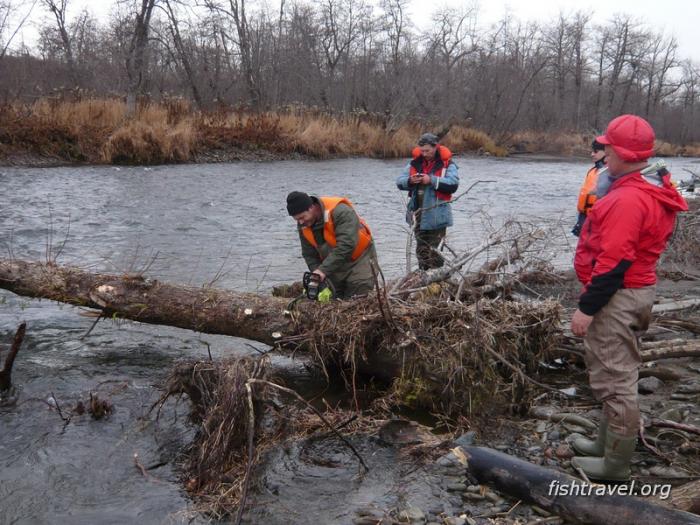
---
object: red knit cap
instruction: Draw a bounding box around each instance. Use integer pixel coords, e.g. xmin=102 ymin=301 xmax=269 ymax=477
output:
xmin=596 ymin=114 xmax=655 ymax=162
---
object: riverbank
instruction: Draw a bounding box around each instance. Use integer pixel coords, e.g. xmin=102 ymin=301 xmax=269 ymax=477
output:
xmin=3 ymin=99 xmax=700 ymax=168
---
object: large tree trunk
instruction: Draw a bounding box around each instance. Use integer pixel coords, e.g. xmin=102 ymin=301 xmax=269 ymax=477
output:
xmin=459 ymin=445 xmax=700 ymax=525
xmin=0 ymin=256 xmax=564 ymax=417
xmin=0 ymin=258 xmax=410 ymax=382
xmin=0 ymin=258 xmax=305 ymax=346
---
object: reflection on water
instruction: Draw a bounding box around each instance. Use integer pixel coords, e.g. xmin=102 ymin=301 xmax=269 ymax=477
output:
xmin=1 ymin=156 xmax=698 ymax=522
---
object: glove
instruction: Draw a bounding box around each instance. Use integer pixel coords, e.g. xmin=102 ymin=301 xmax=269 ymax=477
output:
xmin=317 ymin=287 xmax=332 ymax=303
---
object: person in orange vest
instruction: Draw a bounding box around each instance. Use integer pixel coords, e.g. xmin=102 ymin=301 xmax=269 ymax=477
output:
xmin=571 ymin=140 xmax=607 ymax=236
xmin=396 ymin=132 xmax=460 ymax=270
xmin=287 ymin=191 xmax=378 ymax=299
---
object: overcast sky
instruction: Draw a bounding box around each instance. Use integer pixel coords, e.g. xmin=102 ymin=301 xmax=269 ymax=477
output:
xmin=409 ymin=0 xmax=700 ymax=61
xmin=11 ymin=0 xmax=700 ymax=62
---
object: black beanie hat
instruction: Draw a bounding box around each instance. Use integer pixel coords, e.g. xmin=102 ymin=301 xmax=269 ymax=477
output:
xmin=591 ymin=139 xmax=605 ymax=152
xmin=286 ymin=191 xmax=313 ymax=215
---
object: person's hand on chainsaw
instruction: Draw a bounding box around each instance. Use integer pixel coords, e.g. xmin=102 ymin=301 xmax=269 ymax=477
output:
xmin=312 ymin=269 xmax=326 ymax=281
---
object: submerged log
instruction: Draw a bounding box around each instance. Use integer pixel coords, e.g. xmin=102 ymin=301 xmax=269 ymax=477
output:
xmin=0 ymin=322 xmax=26 ymax=391
xmin=458 ymin=445 xmax=700 ymax=525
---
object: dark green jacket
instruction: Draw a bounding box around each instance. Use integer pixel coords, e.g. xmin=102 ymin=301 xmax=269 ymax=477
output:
xmin=298 ymin=199 xmax=369 ymax=278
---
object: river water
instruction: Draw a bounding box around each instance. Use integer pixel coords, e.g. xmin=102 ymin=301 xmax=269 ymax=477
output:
xmin=1 ymin=156 xmax=698 ymax=524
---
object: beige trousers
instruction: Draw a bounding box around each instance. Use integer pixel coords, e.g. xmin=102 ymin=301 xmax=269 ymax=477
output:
xmin=583 ymin=286 xmax=655 ymax=436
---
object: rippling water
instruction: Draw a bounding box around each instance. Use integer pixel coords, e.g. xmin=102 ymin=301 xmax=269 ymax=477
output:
xmin=1 ymin=156 xmax=698 ymax=523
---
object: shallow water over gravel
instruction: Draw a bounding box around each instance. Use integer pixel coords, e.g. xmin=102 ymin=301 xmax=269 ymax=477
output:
xmin=1 ymin=156 xmax=698 ymax=523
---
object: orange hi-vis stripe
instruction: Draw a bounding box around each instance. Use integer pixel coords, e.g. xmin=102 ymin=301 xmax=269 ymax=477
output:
xmin=301 ymin=197 xmax=373 ymax=261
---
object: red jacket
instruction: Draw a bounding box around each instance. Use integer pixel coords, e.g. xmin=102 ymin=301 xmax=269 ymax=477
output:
xmin=574 ymin=170 xmax=687 ymax=315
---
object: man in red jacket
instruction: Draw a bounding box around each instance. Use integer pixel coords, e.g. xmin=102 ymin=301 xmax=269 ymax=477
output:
xmin=570 ymin=115 xmax=687 ymax=481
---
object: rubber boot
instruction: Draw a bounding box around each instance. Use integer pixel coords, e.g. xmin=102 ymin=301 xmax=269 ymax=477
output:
xmin=571 ymin=419 xmax=607 ymax=457
xmin=571 ymin=430 xmax=636 ymax=481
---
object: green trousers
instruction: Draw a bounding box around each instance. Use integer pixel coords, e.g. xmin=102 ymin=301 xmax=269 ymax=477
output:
xmin=327 ymin=245 xmax=378 ymax=299
xmin=416 ymin=228 xmax=446 ymax=270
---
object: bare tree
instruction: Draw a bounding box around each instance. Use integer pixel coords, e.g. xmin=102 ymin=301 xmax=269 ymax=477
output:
xmin=161 ymin=0 xmax=203 ymax=109
xmin=678 ymin=60 xmax=700 ymax=143
xmin=591 ymin=26 xmax=610 ymax=129
xmin=1 ymin=0 xmax=700 ymax=144
xmin=423 ymin=5 xmax=478 ymax=117
xmin=203 ymin=0 xmax=261 ymax=108
xmin=125 ymin=0 xmax=157 ymax=114
xmin=41 ymin=0 xmax=79 ymax=86
xmin=316 ymin=0 xmax=364 ymax=108
xmin=0 ymin=0 xmax=38 ymax=61
xmin=641 ymin=33 xmax=680 ymax=118
xmin=569 ymin=12 xmax=590 ymax=129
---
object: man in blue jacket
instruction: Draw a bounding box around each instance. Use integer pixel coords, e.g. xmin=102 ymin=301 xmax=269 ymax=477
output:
xmin=396 ymin=133 xmax=460 ymax=270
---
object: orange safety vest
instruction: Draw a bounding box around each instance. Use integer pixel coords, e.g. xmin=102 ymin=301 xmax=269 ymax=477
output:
xmin=409 ymin=145 xmax=453 ymax=201
xmin=576 ymin=166 xmax=600 ymax=214
xmin=301 ymin=197 xmax=373 ymax=261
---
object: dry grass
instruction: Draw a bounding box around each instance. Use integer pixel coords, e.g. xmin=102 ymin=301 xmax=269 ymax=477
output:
xmin=508 ymin=130 xmax=590 ymax=156
xmin=196 ymin=111 xmax=289 ymax=153
xmin=31 ymin=98 xmax=127 ymax=129
xmin=656 ymin=141 xmax=680 ymax=157
xmin=655 ymin=141 xmax=700 ymax=158
xmin=102 ymin=119 xmax=196 ymax=164
xmin=442 ymin=125 xmax=508 ymax=157
xmin=681 ymin=143 xmax=700 ymax=157
xmin=279 ymin=113 xmax=507 ymax=158
xmin=3 ymin=98 xmax=698 ymax=164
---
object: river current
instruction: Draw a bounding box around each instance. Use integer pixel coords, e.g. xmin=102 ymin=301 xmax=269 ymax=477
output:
xmin=1 ymin=155 xmax=698 ymax=523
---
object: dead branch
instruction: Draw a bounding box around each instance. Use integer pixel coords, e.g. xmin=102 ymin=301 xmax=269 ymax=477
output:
xmin=0 ymin=322 xmax=26 ymax=391
xmin=247 ymin=379 xmax=369 ymax=472
xmin=648 ymin=419 xmax=700 ymax=437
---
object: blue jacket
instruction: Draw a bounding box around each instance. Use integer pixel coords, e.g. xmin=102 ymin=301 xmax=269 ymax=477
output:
xmin=396 ymin=152 xmax=459 ymax=230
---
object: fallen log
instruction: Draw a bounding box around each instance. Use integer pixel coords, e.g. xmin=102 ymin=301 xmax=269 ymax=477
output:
xmin=0 ymin=258 xmax=306 ymax=346
xmin=456 ymin=445 xmax=700 ymax=525
xmin=642 ymin=338 xmax=694 ymax=349
xmin=639 ymin=367 xmax=684 ymax=381
xmin=641 ymin=340 xmax=700 ymax=362
xmin=655 ymin=318 xmax=700 ymax=335
xmin=558 ymin=339 xmax=700 ymax=363
xmin=672 ymin=480 xmax=700 ymax=514
xmin=0 ymin=257 xmax=562 ymax=416
xmin=653 ymin=299 xmax=700 ymax=314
